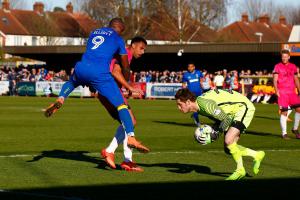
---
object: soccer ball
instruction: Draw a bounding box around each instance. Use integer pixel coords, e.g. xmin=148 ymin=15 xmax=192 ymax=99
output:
xmin=194 ymin=124 xmax=213 ymax=145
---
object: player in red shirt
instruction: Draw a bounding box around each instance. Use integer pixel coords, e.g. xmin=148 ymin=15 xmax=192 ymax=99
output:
xmin=100 ymin=37 xmax=148 ymax=171
xmin=273 ymin=49 xmax=300 ymax=139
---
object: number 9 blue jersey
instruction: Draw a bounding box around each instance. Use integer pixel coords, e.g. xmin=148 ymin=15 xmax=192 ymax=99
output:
xmin=80 ymin=27 xmax=127 ymax=74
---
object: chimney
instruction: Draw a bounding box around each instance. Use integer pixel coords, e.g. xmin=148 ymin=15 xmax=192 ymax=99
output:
xmin=2 ymin=0 xmax=10 ymax=10
xmin=279 ymin=16 xmax=286 ymax=25
xmin=241 ymin=13 xmax=249 ymax=22
xmin=258 ymin=14 xmax=270 ymax=24
xmin=66 ymin=2 xmax=73 ymax=13
xmin=33 ymin=2 xmax=44 ymax=14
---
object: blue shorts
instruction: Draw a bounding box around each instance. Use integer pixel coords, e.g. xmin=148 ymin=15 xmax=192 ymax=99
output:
xmin=72 ymin=63 xmax=125 ymax=107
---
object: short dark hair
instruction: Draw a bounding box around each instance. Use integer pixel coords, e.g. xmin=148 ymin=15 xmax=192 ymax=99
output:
xmin=175 ymin=88 xmax=196 ymax=102
xmin=187 ymin=61 xmax=196 ymax=66
xmin=281 ymin=49 xmax=290 ymax=55
xmin=131 ymin=36 xmax=147 ymax=45
xmin=109 ymin=17 xmax=125 ymax=27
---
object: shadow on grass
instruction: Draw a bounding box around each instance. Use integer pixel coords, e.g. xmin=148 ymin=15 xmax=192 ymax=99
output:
xmin=245 ymin=130 xmax=281 ymax=138
xmin=27 ymin=149 xmax=108 ymax=170
xmin=139 ymin=162 xmax=231 ymax=177
xmin=152 ymin=120 xmax=196 ymax=127
xmin=255 ymin=115 xmax=279 ymax=121
xmin=1 ymin=178 xmax=300 ymax=200
xmin=153 ymin=120 xmax=214 ymax=127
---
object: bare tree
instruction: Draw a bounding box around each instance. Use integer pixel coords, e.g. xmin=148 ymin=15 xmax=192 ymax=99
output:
xmin=283 ymin=6 xmax=300 ymax=25
xmin=8 ymin=0 xmax=55 ymax=11
xmin=73 ymin=0 xmax=148 ymax=37
xmin=73 ymin=0 xmax=229 ymax=40
xmin=189 ymin=0 xmax=230 ymax=29
xmin=236 ymin=0 xmax=280 ymax=22
xmin=71 ymin=0 xmax=85 ymax=12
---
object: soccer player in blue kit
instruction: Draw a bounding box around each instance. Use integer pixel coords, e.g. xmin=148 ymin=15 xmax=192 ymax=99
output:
xmin=44 ymin=18 xmax=149 ymax=153
xmin=182 ymin=61 xmax=204 ymax=126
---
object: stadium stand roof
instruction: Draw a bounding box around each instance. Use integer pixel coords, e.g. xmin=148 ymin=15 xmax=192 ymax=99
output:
xmin=217 ymin=14 xmax=292 ymax=43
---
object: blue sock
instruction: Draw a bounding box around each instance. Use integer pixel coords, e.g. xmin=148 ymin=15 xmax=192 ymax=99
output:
xmin=59 ymin=81 xmax=76 ymax=99
xmin=115 ymin=125 xmax=125 ymax=144
xmin=193 ymin=112 xmax=200 ymax=125
xmin=118 ymin=107 xmax=134 ymax=136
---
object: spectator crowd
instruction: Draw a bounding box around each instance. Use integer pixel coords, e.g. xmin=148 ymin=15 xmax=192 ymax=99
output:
xmin=0 ymin=64 xmax=291 ymax=103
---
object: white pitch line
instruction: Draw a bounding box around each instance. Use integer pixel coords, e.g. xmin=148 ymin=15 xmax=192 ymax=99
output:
xmin=1 ymin=149 xmax=300 ymax=158
xmin=0 ymin=154 xmax=35 ymax=158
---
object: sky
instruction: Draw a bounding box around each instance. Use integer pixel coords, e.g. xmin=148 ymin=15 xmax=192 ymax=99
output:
xmin=23 ymin=0 xmax=72 ymax=10
xmin=21 ymin=0 xmax=300 ymax=11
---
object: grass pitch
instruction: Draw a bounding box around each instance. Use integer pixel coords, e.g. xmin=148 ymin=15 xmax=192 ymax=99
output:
xmin=0 ymin=96 xmax=300 ymax=199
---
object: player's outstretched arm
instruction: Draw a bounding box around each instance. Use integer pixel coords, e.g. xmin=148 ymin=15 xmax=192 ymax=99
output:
xmin=120 ymin=55 xmax=130 ymax=81
xmin=112 ymin=64 xmax=144 ymax=96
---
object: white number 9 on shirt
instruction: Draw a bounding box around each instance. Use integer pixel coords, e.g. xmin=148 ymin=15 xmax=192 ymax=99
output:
xmin=91 ymin=36 xmax=105 ymax=49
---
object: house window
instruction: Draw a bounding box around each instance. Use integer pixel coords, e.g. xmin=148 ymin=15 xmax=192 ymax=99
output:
xmin=2 ymin=17 xmax=9 ymax=25
xmin=66 ymin=38 xmax=73 ymax=45
xmin=14 ymin=36 xmax=22 ymax=45
xmin=32 ymin=36 xmax=37 ymax=46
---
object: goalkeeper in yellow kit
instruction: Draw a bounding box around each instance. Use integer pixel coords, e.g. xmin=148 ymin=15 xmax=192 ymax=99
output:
xmin=175 ymin=88 xmax=265 ymax=180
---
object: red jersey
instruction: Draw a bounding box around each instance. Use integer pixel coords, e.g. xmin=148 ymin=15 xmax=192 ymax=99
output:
xmin=109 ymin=47 xmax=133 ymax=72
xmin=273 ymin=62 xmax=298 ymax=93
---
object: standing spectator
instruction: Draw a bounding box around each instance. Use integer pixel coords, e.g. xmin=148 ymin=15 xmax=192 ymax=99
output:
xmin=224 ymin=69 xmax=231 ymax=89
xmin=169 ymin=71 xmax=178 ymax=83
xmin=229 ymin=70 xmax=239 ymax=91
xmin=213 ymin=71 xmax=224 ymax=90
xmin=45 ymin=71 xmax=54 ymax=81
xmin=176 ymin=71 xmax=183 ymax=83
xmin=160 ymin=70 xmax=170 ymax=83
xmin=145 ymin=71 xmax=152 ymax=83
xmin=201 ymin=73 xmax=212 ymax=93
xmin=151 ymin=71 xmax=160 ymax=83
xmin=7 ymin=69 xmax=16 ymax=96
xmin=261 ymin=80 xmax=275 ymax=104
xmin=29 ymin=68 xmax=37 ymax=82
xmin=0 ymin=68 xmax=5 ymax=81
xmin=182 ymin=61 xmax=203 ymax=126
xmin=273 ymin=49 xmax=300 ymax=139
xmin=139 ymin=71 xmax=146 ymax=83
xmin=240 ymin=70 xmax=253 ymax=97
xmin=60 ymin=69 xmax=69 ymax=81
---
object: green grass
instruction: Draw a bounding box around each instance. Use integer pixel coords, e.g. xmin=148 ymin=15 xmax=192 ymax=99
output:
xmin=0 ymin=97 xmax=300 ymax=199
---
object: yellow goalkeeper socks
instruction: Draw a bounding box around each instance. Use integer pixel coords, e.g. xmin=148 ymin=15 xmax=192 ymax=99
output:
xmin=237 ymin=144 xmax=257 ymax=158
xmin=227 ymin=142 xmax=244 ymax=170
